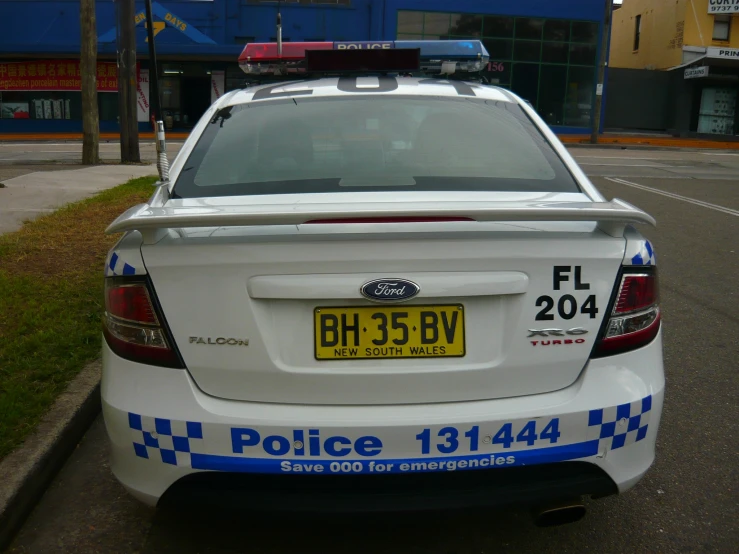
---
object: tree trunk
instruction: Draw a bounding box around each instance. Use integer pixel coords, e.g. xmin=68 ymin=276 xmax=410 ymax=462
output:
xmin=117 ymin=0 xmax=141 ymax=163
xmin=80 ymin=0 xmax=99 ymax=165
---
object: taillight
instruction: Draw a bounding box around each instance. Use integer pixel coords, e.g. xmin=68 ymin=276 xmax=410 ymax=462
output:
xmin=592 ymin=270 xmax=661 ymax=357
xmin=103 ymin=278 xmax=183 ymax=368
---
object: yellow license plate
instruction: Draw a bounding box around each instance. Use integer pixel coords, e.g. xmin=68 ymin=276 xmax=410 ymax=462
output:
xmin=314 ymin=305 xmax=465 ymax=360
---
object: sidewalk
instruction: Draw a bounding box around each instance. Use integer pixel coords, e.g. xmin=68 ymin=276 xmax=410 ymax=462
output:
xmin=1 ymin=131 xmax=738 ymax=150
xmin=0 ymin=132 xmax=190 ymax=142
xmin=559 ymin=134 xmax=739 ymax=149
xmin=0 ymin=165 xmax=158 ymax=234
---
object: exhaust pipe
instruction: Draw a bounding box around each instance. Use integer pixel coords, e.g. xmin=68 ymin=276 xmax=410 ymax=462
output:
xmin=532 ymin=499 xmax=586 ymax=527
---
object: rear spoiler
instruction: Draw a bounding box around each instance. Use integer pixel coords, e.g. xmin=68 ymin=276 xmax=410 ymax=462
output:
xmin=106 ymin=198 xmax=655 ymax=240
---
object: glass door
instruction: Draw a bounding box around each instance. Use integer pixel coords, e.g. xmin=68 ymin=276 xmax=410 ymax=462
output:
xmin=697 ymin=88 xmax=736 ymax=135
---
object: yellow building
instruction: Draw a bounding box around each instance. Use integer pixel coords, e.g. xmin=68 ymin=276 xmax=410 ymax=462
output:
xmin=610 ymin=0 xmax=739 ymax=135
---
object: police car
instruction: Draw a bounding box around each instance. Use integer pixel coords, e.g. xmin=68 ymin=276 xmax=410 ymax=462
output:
xmin=102 ymin=40 xmax=663 ymax=524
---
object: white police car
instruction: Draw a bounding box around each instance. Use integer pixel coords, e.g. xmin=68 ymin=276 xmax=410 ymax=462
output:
xmin=102 ymin=40 xmax=663 ymax=523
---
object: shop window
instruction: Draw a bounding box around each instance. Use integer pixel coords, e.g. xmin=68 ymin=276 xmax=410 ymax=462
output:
xmin=538 ymin=65 xmax=568 ymax=126
xmin=542 ymin=42 xmax=569 ymax=64
xmin=482 ymin=60 xmax=510 ymax=86
xmin=511 ymin=63 xmax=540 ymax=107
xmin=483 ymin=16 xmax=514 ymax=38
xmin=423 ymin=12 xmax=451 ymax=39
xmin=226 ymin=65 xmax=247 ymax=92
xmin=514 ymin=40 xmax=541 ymax=62
xmin=544 ymin=20 xmax=570 ymax=42
xmin=564 ymin=66 xmax=595 ymax=127
xmin=0 ymin=92 xmax=31 ymax=119
xmin=160 ymin=77 xmax=181 ymax=111
xmin=713 ymin=16 xmax=731 ymax=41
xmin=698 ymin=88 xmax=736 ymax=134
xmin=99 ymin=93 xmax=118 ymax=122
xmin=633 ymin=15 xmax=641 ymax=51
xmin=572 ymin=21 xmax=598 ymax=43
xmin=397 ymin=11 xmax=423 ymax=35
xmin=515 ymin=18 xmax=544 ymax=40
xmin=569 ymin=44 xmax=597 ymax=66
xmin=483 ymin=39 xmax=513 ymax=59
xmin=396 ymin=11 xmax=602 ymax=129
xmin=450 ymin=13 xmax=483 ymax=37
xmin=0 ymin=91 xmax=84 ymax=120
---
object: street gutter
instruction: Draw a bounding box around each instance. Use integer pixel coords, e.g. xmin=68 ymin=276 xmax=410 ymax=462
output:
xmin=0 ymin=360 xmax=102 ymax=551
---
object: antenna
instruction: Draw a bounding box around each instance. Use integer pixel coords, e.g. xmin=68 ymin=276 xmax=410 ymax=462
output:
xmin=144 ymin=0 xmax=169 ymax=183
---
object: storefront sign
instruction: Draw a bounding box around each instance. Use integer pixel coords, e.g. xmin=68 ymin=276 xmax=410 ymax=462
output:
xmin=211 ymin=70 xmax=225 ymax=103
xmin=137 ymin=69 xmax=150 ymax=122
xmin=99 ymin=2 xmax=216 ymax=44
xmin=0 ymin=61 xmax=119 ymax=92
xmin=685 ymin=66 xmax=710 ymax=79
xmin=708 ymin=0 xmax=739 ymax=14
xmin=707 ymin=47 xmax=739 ymax=58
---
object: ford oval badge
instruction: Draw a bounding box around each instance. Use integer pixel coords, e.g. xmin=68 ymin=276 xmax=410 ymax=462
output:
xmin=360 ymin=278 xmax=420 ymax=303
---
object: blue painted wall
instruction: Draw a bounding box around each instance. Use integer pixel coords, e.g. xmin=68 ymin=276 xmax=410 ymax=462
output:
xmin=0 ymin=1 xmax=607 ymax=134
xmin=0 ymin=0 xmax=605 ymax=55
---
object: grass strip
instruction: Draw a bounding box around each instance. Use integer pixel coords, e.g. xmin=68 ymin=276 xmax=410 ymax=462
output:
xmin=0 ymin=176 xmax=157 ymax=460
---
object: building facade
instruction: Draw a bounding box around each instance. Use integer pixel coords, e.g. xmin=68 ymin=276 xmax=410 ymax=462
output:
xmin=0 ymin=0 xmax=610 ymax=135
xmin=610 ymin=0 xmax=739 ymax=136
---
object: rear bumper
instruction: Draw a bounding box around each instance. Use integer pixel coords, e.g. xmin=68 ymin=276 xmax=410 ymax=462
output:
xmin=102 ymin=330 xmax=664 ymax=508
xmin=159 ymin=462 xmax=617 ymax=512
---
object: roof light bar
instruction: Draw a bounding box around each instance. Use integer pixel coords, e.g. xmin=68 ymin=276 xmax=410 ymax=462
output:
xmin=306 ymin=48 xmax=421 ymax=72
xmin=238 ymin=40 xmax=489 ymax=75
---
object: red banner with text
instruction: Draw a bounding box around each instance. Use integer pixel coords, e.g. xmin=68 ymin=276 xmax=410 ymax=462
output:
xmin=0 ymin=61 xmax=123 ymax=92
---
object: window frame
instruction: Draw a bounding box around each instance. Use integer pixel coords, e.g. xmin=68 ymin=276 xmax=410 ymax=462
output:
xmin=712 ymin=15 xmax=731 ymax=42
xmin=633 ymin=15 xmax=641 ymax=52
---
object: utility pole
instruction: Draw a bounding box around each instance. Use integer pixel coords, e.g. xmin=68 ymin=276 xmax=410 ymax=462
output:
xmin=117 ymin=0 xmax=140 ymax=162
xmin=144 ymin=0 xmax=162 ymax=123
xmin=80 ymin=0 xmax=99 ymax=165
xmin=590 ymin=0 xmax=614 ymax=144
xmin=277 ymin=1 xmax=283 ymax=56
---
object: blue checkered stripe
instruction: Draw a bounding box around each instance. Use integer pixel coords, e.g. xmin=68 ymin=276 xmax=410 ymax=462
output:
xmin=587 ymin=395 xmax=652 ymax=451
xmin=631 ymin=240 xmax=656 ymax=266
xmin=128 ymin=413 xmax=203 ymax=467
xmin=105 ymin=251 xmax=138 ymax=277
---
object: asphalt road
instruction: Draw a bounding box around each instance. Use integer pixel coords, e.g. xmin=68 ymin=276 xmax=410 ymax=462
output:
xmin=7 ymin=148 xmax=739 ymax=553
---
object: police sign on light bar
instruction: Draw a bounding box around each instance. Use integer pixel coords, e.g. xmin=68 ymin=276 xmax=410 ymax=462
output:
xmin=335 ymin=41 xmax=394 ymax=49
xmin=238 ymin=40 xmax=489 ymax=75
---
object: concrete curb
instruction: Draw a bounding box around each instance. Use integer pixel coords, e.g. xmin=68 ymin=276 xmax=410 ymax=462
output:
xmin=0 ymin=359 xmax=102 ymax=551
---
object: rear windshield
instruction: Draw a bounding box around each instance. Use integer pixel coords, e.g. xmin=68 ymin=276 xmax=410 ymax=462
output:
xmin=173 ymin=94 xmax=580 ymax=198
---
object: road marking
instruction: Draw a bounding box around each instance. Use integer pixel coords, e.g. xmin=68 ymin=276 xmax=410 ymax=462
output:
xmin=578 ymin=163 xmax=665 ymax=167
xmin=575 ymin=156 xmax=667 ymax=161
xmin=700 ymin=152 xmax=739 ymax=156
xmin=605 ymin=177 xmax=739 ymax=217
